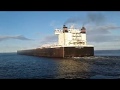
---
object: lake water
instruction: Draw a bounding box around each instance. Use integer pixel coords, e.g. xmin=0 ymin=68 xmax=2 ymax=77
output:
xmin=0 ymin=50 xmax=120 ymax=79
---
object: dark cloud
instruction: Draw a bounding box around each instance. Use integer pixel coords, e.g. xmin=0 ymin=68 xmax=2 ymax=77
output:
xmin=87 ymin=35 xmax=120 ymax=43
xmin=86 ymin=24 xmax=120 ymax=43
xmin=57 ymin=12 xmax=120 ymax=47
xmin=14 ymin=35 xmax=31 ymax=40
xmin=64 ymin=17 xmax=81 ymax=25
xmin=87 ymin=24 xmax=120 ymax=35
xmin=64 ymin=12 xmax=106 ymax=26
xmin=85 ymin=12 xmax=106 ymax=25
xmin=95 ymin=24 xmax=120 ymax=30
xmin=0 ymin=35 xmax=31 ymax=41
xmin=40 ymin=35 xmax=57 ymax=44
xmin=83 ymin=13 xmax=120 ymax=43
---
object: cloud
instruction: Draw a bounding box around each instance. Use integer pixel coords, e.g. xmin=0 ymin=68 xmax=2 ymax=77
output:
xmin=87 ymin=34 xmax=120 ymax=43
xmin=64 ymin=12 xmax=106 ymax=26
xmin=85 ymin=12 xmax=106 ymax=25
xmin=81 ymin=13 xmax=120 ymax=44
xmin=64 ymin=16 xmax=81 ymax=25
xmin=63 ymin=12 xmax=120 ymax=50
xmin=49 ymin=12 xmax=120 ymax=50
xmin=40 ymin=35 xmax=57 ymax=44
xmin=0 ymin=35 xmax=31 ymax=41
xmin=85 ymin=23 xmax=120 ymax=43
xmin=86 ymin=23 xmax=120 ymax=35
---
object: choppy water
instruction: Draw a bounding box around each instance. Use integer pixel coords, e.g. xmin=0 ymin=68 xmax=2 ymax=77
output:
xmin=0 ymin=50 xmax=120 ymax=79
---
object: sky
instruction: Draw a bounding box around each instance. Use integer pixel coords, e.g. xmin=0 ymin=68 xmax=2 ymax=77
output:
xmin=0 ymin=11 xmax=120 ymax=52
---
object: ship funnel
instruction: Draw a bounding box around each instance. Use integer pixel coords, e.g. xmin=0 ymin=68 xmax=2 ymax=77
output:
xmin=63 ymin=25 xmax=68 ymax=33
xmin=80 ymin=26 xmax=86 ymax=33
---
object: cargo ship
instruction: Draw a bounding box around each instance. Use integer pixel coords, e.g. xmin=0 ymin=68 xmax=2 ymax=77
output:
xmin=17 ymin=25 xmax=94 ymax=58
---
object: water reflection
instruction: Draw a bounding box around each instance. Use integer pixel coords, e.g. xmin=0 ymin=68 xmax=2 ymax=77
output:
xmin=54 ymin=58 xmax=90 ymax=79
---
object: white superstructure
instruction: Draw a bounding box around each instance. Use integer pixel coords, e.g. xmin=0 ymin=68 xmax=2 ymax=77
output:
xmin=55 ymin=25 xmax=93 ymax=47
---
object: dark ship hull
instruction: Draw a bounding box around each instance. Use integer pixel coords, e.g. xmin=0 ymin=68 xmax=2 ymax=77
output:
xmin=17 ymin=46 xmax=94 ymax=58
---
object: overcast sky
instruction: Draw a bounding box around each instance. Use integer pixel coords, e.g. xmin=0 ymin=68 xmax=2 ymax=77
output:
xmin=0 ymin=11 xmax=120 ymax=52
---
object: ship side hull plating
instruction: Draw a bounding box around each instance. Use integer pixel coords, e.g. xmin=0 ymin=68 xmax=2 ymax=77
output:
xmin=17 ymin=47 xmax=94 ymax=58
